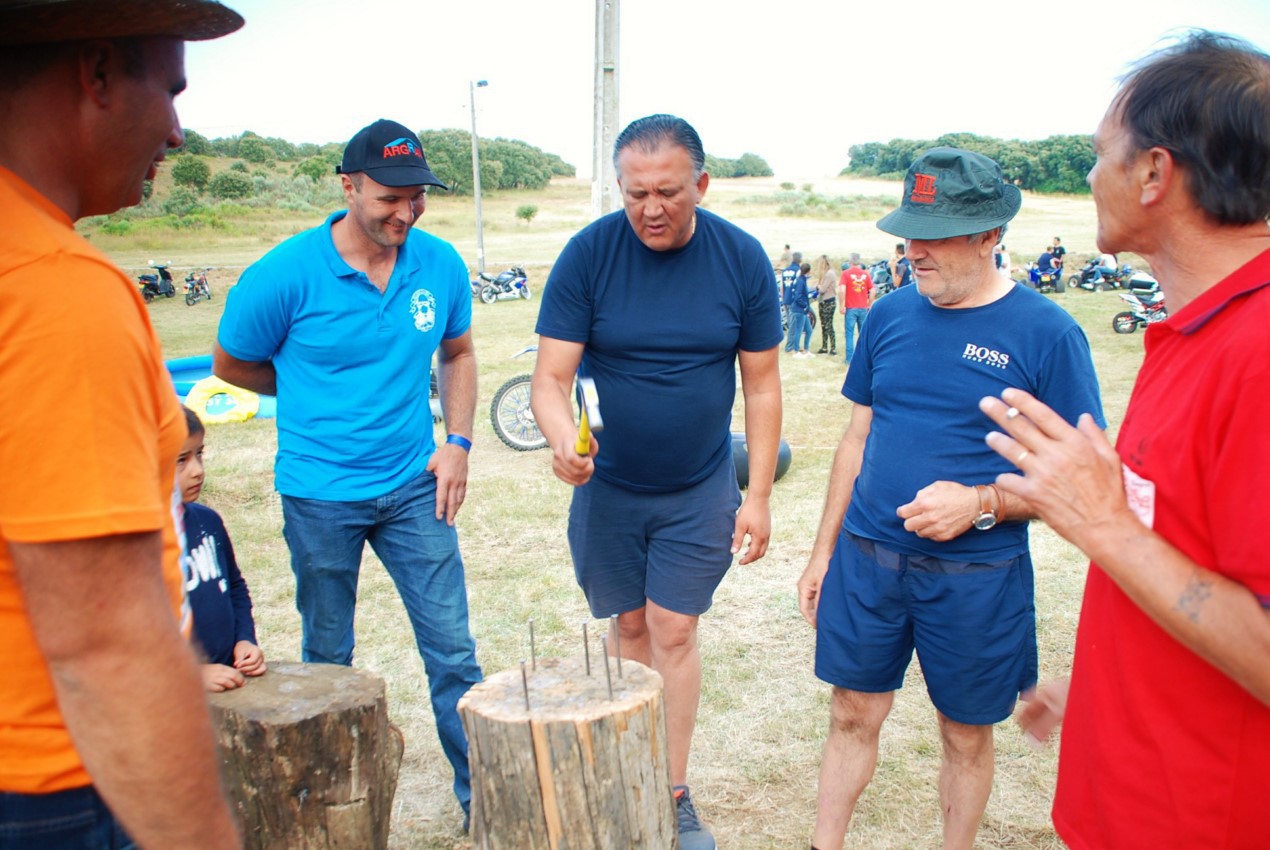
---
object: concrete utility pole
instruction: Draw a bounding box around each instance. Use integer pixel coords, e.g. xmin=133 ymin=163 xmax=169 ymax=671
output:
xmin=470 ymin=79 xmax=489 ymax=274
xmin=591 ymin=0 xmax=619 ymax=218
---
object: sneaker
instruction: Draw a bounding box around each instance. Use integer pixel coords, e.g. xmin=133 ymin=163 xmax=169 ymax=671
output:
xmin=816 ymin=348 xmax=828 ymax=354
xmin=674 ymin=787 xmax=716 ymax=849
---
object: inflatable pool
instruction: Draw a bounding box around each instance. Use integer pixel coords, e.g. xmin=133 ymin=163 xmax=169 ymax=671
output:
xmin=165 ymin=355 xmax=276 ymax=423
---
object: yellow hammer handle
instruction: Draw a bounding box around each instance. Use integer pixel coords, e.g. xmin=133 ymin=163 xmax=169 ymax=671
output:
xmin=575 ymin=406 xmax=591 ymax=455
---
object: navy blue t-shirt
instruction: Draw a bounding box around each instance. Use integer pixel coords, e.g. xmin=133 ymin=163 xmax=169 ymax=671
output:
xmin=842 ymin=283 xmax=1105 ymax=561
xmin=537 ymin=207 xmax=783 ymax=492
xmin=184 ymin=502 xmax=257 ymax=665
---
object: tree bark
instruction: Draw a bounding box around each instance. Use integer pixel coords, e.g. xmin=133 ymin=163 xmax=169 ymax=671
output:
xmin=208 ymin=661 xmax=404 ymax=850
xmin=459 ymin=655 xmax=677 ymax=850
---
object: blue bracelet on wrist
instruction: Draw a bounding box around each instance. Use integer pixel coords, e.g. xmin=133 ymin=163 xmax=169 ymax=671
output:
xmin=446 ymin=434 xmax=472 ymax=452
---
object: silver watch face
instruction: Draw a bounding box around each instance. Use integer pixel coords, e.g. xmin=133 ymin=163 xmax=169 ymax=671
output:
xmin=973 ymin=513 xmax=997 ymax=531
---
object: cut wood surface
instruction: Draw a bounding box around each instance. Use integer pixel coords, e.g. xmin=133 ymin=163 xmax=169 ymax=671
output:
xmin=209 ymin=661 xmax=404 ymax=850
xmin=459 ymin=655 xmax=677 ymax=850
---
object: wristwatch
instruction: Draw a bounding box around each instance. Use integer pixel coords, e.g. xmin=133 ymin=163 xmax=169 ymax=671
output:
xmin=973 ymin=484 xmax=1000 ymax=531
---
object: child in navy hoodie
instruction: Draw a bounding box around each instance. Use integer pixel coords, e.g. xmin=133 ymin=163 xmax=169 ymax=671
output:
xmin=178 ymin=406 xmax=266 ymax=692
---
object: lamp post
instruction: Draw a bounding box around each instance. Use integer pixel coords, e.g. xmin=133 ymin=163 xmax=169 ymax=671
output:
xmin=469 ymin=79 xmax=489 ymax=275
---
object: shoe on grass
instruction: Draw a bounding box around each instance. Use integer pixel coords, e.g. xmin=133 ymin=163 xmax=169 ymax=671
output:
xmin=674 ymin=786 xmax=716 ymax=850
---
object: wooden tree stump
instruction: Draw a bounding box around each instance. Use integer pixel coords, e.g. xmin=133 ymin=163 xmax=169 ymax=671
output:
xmin=208 ymin=661 xmax=404 ymax=850
xmin=459 ymin=655 xmax=677 ymax=850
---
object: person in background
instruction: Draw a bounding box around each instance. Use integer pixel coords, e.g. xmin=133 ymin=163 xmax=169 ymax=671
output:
xmin=784 ymin=261 xmax=812 ymax=357
xmin=890 ymin=242 xmax=913 ymax=288
xmin=177 ymin=406 xmax=267 ymax=693
xmin=983 ymin=31 xmax=1270 ymax=849
xmin=0 ymin=1 xmax=244 ymax=846
xmin=813 ymin=254 xmax=838 ymax=356
xmin=1050 ymin=236 xmax=1067 ymax=272
xmin=800 ymin=261 xmax=816 ymax=353
xmin=838 ymin=253 xmax=873 ymax=366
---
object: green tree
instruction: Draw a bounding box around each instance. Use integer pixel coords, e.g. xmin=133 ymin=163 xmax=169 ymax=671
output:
xmin=736 ymin=152 xmax=773 ymax=177
xmin=516 ymin=204 xmax=539 ymax=224
xmin=239 ymin=136 xmax=274 ymax=164
xmin=293 ymin=157 xmax=331 ymax=183
xmin=163 ymin=187 xmax=203 ymax=216
xmin=170 ymin=155 xmax=210 ymax=190
xmin=178 ymin=129 xmax=212 ymax=156
xmin=207 ymin=170 xmax=254 ymax=199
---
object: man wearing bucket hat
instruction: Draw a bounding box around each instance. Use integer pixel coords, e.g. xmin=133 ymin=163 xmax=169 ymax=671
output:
xmin=215 ymin=118 xmax=484 ymax=828
xmin=0 ymin=1 xmax=243 ymax=847
xmin=797 ymin=147 xmax=1104 ymax=849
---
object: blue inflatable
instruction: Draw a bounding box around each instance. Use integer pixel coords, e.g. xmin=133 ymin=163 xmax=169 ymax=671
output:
xmin=731 ymin=432 xmax=793 ymax=489
xmin=165 ymin=355 xmax=276 ymax=422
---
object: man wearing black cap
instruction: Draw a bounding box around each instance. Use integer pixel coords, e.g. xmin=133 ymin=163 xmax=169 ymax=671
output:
xmin=214 ymin=117 xmax=482 ymax=827
xmin=796 ymin=148 xmax=1104 ymax=849
xmin=0 ymin=1 xmax=243 ymax=847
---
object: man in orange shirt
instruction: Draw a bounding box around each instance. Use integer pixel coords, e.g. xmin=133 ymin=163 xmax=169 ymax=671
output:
xmin=0 ymin=2 xmax=244 ymax=847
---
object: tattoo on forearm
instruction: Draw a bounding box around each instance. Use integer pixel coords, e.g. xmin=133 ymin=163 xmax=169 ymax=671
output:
xmin=1174 ymin=574 xmax=1213 ymax=623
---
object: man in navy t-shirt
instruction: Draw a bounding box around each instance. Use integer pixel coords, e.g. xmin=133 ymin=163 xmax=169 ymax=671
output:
xmin=532 ymin=115 xmax=782 ymax=850
xmin=796 ymin=148 xmax=1104 ymax=850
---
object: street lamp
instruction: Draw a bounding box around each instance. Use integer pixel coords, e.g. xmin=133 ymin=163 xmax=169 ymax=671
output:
xmin=469 ymin=79 xmax=489 ymax=275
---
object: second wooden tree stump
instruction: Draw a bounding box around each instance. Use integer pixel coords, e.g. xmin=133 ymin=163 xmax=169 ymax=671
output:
xmin=208 ymin=661 xmax=404 ymax=850
xmin=459 ymin=655 xmax=676 ymax=850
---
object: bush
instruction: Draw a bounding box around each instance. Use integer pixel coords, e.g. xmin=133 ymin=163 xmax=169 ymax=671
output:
xmin=780 ymin=181 xmax=795 ymax=191
xmin=171 ymin=155 xmax=210 ymax=190
xmin=207 ymin=171 xmax=254 ymax=200
xmin=294 ymin=157 xmax=330 ymax=183
xmin=163 ymin=187 xmax=204 ymax=217
xmin=100 ymin=218 xmax=133 ymax=236
xmin=515 ymin=204 xmax=539 ymax=224
xmin=229 ymin=161 xmax=248 ymax=173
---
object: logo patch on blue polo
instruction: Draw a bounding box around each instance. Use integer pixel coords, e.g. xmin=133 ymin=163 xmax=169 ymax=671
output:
xmin=410 ymin=289 xmax=437 ymax=332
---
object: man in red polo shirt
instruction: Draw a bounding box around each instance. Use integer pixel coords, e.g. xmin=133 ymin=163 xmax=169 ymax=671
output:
xmin=979 ymin=31 xmax=1270 ymax=850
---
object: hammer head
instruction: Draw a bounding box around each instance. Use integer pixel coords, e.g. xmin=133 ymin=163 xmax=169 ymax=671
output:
xmin=576 ymin=376 xmax=603 ymax=433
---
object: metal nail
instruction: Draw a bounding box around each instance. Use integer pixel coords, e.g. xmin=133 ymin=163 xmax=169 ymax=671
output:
xmin=601 ymin=635 xmax=613 ymax=699
xmin=583 ymin=621 xmax=591 ymax=676
xmin=610 ymin=614 xmax=622 ymax=678
xmin=520 ymin=660 xmax=530 ymax=711
xmin=529 ymin=618 xmax=536 ymax=671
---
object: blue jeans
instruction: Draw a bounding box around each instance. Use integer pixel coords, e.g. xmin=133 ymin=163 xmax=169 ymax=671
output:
xmin=785 ymin=309 xmax=809 ymax=351
xmin=0 ymin=786 xmax=134 ymax=849
xmin=281 ymin=471 xmax=483 ymax=812
xmin=843 ymin=308 xmax=868 ymax=364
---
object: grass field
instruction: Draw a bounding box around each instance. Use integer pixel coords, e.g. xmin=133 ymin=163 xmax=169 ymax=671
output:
xmin=122 ymin=175 xmax=1145 ymax=849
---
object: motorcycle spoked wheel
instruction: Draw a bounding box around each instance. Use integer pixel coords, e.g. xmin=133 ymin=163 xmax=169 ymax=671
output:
xmin=519 ymin=284 xmax=532 ymax=300
xmin=1112 ymin=311 xmax=1139 ymax=334
xmin=490 ymin=374 xmax=547 ymax=451
xmin=480 ymin=285 xmax=498 ymax=304
xmin=185 ymin=292 xmax=196 ymax=306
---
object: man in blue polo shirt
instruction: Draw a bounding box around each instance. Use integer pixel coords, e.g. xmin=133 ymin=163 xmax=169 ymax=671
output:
xmin=796 ymin=148 xmax=1104 ymax=850
xmin=213 ymin=118 xmax=482 ymax=827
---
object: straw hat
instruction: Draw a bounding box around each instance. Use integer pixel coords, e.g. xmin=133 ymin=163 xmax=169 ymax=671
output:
xmin=0 ymin=0 xmax=244 ymax=45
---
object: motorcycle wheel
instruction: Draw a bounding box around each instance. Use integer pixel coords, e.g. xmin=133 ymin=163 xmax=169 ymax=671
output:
xmin=490 ymin=375 xmax=547 ymax=451
xmin=1068 ymin=275 xmax=1082 ymax=290
xmin=480 ymin=285 xmax=498 ymax=304
xmin=185 ymin=292 xmax=196 ymax=306
xmin=1054 ymin=275 xmax=1067 ymax=293
xmin=519 ymin=284 xmax=532 ymax=300
xmin=142 ymin=290 xmax=154 ymax=303
xmin=1112 ymin=311 xmax=1139 ymax=334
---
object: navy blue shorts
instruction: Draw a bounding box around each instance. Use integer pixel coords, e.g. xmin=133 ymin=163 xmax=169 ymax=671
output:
xmin=815 ymin=531 xmax=1037 ymax=725
xmin=567 ymin=456 xmax=741 ymax=618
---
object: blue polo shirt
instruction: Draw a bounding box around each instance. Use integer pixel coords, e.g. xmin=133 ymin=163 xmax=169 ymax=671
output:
xmin=218 ymin=210 xmax=470 ymax=500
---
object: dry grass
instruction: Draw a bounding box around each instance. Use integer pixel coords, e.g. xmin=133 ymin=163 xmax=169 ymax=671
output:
xmin=132 ymin=177 xmax=1144 ymax=849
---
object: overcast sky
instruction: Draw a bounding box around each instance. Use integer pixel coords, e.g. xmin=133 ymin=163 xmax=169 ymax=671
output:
xmin=179 ymin=0 xmax=1270 ymax=179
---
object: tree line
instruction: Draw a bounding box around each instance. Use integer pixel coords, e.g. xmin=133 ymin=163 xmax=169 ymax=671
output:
xmin=842 ymin=132 xmax=1096 ymax=194
xmin=175 ymin=128 xmax=575 ymax=196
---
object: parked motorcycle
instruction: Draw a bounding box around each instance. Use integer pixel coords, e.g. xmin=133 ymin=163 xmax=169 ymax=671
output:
xmin=868 ymin=259 xmax=895 ymax=297
xmin=137 ymin=263 xmax=176 ymax=302
xmin=1112 ymin=281 xmax=1167 ymax=333
xmin=490 ymin=346 xmax=547 ymax=451
xmin=1071 ymin=259 xmax=1133 ymax=292
xmin=184 ymin=268 xmax=212 ymax=306
xmin=475 ymin=266 xmax=531 ymax=304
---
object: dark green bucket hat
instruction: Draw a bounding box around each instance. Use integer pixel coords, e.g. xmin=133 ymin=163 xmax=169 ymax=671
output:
xmin=877 ymin=147 xmax=1021 ymax=240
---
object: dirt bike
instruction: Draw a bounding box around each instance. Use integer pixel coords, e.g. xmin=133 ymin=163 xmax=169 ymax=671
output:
xmin=1111 ymin=281 xmax=1167 ymax=333
xmin=475 ymin=266 xmax=531 ymax=304
xmin=184 ymin=268 xmax=212 ymax=306
xmin=137 ymin=263 xmax=176 ymax=302
xmin=490 ymin=346 xmax=546 ymax=451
